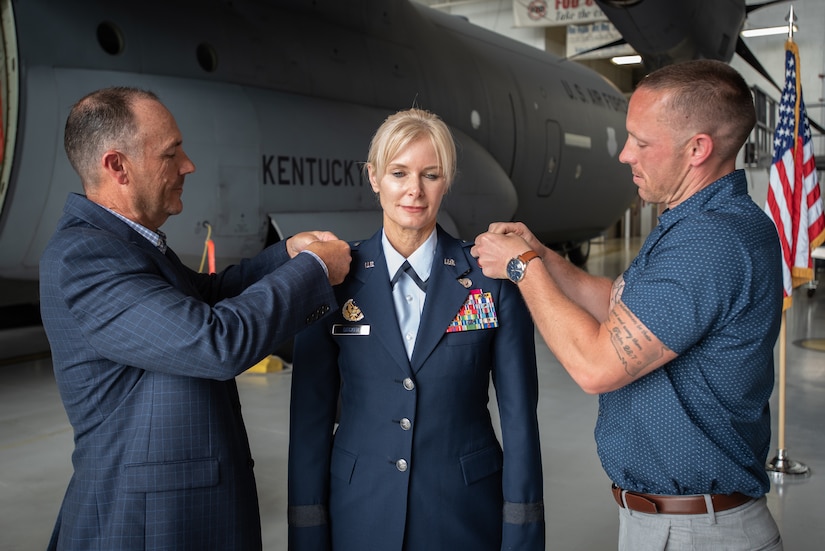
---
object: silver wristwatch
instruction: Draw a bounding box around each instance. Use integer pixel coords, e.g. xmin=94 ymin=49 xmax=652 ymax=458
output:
xmin=506 ymin=250 xmax=540 ymax=284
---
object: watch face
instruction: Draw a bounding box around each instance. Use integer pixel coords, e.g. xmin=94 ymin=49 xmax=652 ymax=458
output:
xmin=507 ymin=258 xmax=524 ymax=283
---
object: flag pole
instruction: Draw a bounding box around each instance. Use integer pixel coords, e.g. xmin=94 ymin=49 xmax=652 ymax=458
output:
xmin=766 ymin=312 xmax=809 ymax=476
xmin=766 ymin=5 xmax=809 ymax=478
xmin=765 ymin=311 xmax=808 ymax=476
xmin=777 ymin=311 xmax=785 ymax=451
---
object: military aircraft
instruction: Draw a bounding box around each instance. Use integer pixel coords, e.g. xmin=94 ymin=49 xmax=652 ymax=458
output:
xmin=595 ymin=0 xmax=788 ymax=84
xmin=593 ymin=0 xmax=824 ymax=133
xmin=0 ymin=0 xmax=633 ymax=284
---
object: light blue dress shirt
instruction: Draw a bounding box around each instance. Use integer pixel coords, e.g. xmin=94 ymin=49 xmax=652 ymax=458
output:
xmin=382 ymin=229 xmax=437 ymax=359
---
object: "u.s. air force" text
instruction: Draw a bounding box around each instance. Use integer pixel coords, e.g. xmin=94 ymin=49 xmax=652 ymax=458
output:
xmin=262 ymin=155 xmax=368 ymax=186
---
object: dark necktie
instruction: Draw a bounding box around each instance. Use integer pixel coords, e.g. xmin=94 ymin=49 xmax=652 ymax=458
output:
xmin=391 ymin=260 xmax=426 ymax=359
xmin=391 ymin=261 xmax=427 ymax=292
xmin=156 ymin=230 xmax=168 ymax=254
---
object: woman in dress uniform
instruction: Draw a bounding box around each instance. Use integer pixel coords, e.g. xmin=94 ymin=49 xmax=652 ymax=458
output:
xmin=287 ymin=108 xmax=544 ymax=551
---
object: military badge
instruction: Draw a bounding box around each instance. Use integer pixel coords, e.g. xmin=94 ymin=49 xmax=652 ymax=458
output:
xmin=342 ymin=298 xmax=364 ymax=321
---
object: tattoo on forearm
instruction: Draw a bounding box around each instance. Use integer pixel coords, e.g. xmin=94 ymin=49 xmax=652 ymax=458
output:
xmin=610 ymin=277 xmax=625 ymax=309
xmin=608 ymin=301 xmax=670 ymax=378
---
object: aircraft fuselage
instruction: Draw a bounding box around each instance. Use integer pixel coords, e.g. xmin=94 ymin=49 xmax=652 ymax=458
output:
xmin=0 ymin=0 xmax=634 ymax=279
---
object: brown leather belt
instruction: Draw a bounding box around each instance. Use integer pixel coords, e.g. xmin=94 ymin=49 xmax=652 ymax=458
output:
xmin=611 ymin=484 xmax=753 ymax=515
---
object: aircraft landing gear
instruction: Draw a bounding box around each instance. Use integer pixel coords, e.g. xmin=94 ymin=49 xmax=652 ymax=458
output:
xmin=548 ymin=240 xmax=591 ymax=267
xmin=566 ymin=240 xmax=591 ymax=267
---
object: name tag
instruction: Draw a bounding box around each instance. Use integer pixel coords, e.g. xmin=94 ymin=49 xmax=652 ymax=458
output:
xmin=332 ymin=324 xmax=371 ymax=336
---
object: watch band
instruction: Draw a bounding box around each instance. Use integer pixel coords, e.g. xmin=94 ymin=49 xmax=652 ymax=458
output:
xmin=518 ymin=250 xmax=540 ymax=264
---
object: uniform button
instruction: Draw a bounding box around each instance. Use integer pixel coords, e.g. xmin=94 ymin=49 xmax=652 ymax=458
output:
xmin=400 ymin=418 xmax=411 ymax=430
xmin=405 ymin=294 xmax=413 ymax=303
xmin=403 ymin=378 xmax=415 ymax=391
xmin=396 ymin=459 xmax=408 ymax=472
xmin=405 ymin=332 xmax=413 ymax=343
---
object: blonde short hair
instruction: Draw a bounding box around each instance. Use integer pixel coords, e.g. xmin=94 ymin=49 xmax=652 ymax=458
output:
xmin=366 ymin=108 xmax=457 ymax=188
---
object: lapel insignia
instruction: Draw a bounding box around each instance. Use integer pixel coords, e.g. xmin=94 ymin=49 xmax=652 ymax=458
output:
xmin=446 ymin=289 xmax=499 ymax=332
xmin=458 ymin=277 xmax=472 ymax=288
xmin=443 ymin=257 xmax=456 ymax=266
xmin=342 ymin=298 xmax=364 ymax=321
xmin=364 ymin=261 xmax=375 ymax=269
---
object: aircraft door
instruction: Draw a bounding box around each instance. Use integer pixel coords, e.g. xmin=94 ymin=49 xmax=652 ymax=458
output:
xmin=0 ymin=0 xmax=18 ymax=229
xmin=537 ymin=120 xmax=562 ymax=197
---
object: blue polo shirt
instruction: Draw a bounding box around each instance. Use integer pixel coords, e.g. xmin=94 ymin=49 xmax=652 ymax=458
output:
xmin=595 ymin=170 xmax=783 ymax=497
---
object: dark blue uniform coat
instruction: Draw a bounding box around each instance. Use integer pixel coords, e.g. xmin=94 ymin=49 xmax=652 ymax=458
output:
xmin=40 ymin=193 xmax=335 ymax=550
xmin=288 ymin=226 xmax=544 ymax=551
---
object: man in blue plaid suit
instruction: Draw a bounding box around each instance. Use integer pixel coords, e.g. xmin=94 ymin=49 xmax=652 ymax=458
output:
xmin=40 ymin=86 xmax=351 ymax=550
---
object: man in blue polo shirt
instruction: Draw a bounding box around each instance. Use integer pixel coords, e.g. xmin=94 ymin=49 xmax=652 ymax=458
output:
xmin=471 ymin=60 xmax=783 ymax=550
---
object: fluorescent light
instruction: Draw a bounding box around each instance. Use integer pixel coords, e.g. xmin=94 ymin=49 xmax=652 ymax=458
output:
xmin=611 ymin=55 xmax=642 ymax=65
xmin=741 ymin=25 xmax=798 ymax=38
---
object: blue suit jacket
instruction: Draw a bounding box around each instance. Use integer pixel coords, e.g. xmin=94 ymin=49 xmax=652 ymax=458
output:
xmin=288 ymin=226 xmax=544 ymax=551
xmin=40 ymin=193 xmax=336 ymax=550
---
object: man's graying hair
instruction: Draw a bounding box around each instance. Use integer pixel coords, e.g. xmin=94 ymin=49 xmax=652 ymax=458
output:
xmin=64 ymin=86 xmax=160 ymax=187
xmin=636 ymin=59 xmax=756 ymax=160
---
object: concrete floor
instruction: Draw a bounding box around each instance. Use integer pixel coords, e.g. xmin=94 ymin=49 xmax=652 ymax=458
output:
xmin=1 ymin=238 xmax=823 ymax=550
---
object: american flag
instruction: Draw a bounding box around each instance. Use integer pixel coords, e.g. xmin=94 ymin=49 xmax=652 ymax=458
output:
xmin=765 ymin=40 xmax=825 ymax=310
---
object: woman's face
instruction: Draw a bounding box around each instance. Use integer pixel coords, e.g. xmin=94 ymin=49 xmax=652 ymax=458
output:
xmin=369 ymin=137 xmax=448 ymax=237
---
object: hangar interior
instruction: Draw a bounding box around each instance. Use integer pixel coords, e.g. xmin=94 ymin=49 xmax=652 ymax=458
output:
xmin=1 ymin=1 xmax=825 ymax=549
xmin=3 ymin=244 xmax=823 ymax=550
xmin=416 ymin=0 xmax=825 ymax=242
